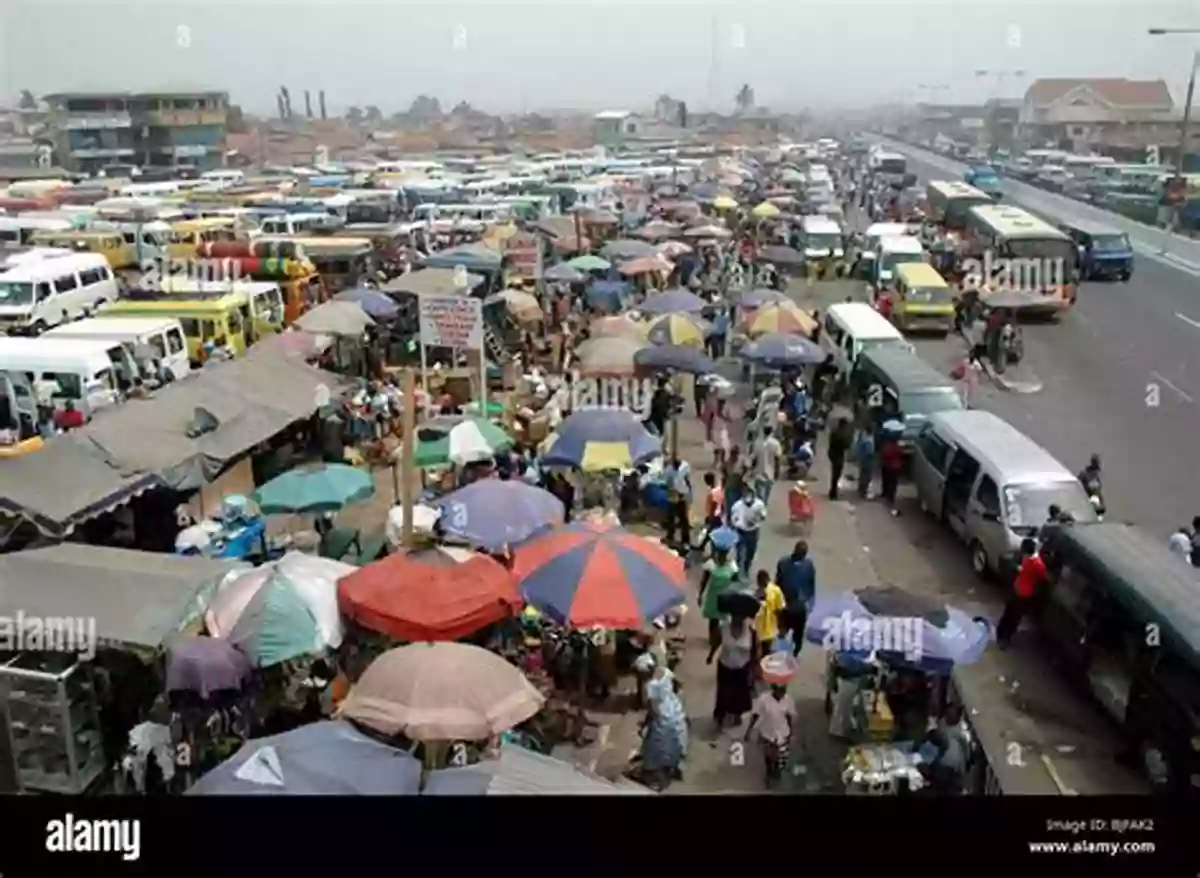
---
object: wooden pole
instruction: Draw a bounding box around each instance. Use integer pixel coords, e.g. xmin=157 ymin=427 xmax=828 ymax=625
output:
xmin=400 ymin=366 xmax=416 ymax=548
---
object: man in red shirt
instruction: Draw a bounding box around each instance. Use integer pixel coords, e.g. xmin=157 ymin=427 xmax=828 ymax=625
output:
xmin=996 ymin=539 xmax=1047 ymax=647
xmin=879 ymin=435 xmax=905 ymax=515
xmin=53 ymin=401 xmax=86 ymax=432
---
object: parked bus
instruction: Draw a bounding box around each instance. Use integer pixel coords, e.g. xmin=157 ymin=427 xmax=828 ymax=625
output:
xmin=99 ymin=292 xmax=248 ymax=361
xmin=925 ymin=180 xmax=993 ymax=229
xmin=964 ymin=204 xmax=1079 ymax=311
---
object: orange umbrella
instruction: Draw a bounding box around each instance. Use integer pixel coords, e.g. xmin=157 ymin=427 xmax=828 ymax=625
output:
xmin=590 ymin=315 xmax=648 ymax=341
xmin=742 ymin=302 xmax=818 ymax=338
xmin=617 ymin=255 xmax=672 ymax=276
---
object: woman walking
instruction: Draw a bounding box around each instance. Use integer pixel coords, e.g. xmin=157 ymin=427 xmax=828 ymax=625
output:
xmin=632 ymin=652 xmax=688 ymax=791
xmin=707 ymin=613 xmax=757 ymax=729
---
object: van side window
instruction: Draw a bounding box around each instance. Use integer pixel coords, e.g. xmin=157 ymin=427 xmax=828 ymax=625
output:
xmin=41 ymin=371 xmax=82 ymax=400
xmin=35 ymin=282 xmax=52 ymax=301
xmin=54 ymin=273 xmax=79 ymax=293
xmin=1050 ymin=563 xmax=1096 ymax=622
xmin=166 ymin=328 xmax=185 ymax=354
xmin=200 ymin=319 xmax=217 ymax=340
xmin=149 ymin=334 xmax=168 ymax=359
xmin=179 ymin=318 xmax=200 ymax=337
xmin=975 ymin=476 xmax=1001 ymax=515
xmin=122 ymin=232 xmax=137 ymax=245
xmin=100 ymin=265 xmax=113 ymax=281
xmin=79 ymin=268 xmax=104 ymax=286
xmin=916 ymin=427 xmax=952 ymax=473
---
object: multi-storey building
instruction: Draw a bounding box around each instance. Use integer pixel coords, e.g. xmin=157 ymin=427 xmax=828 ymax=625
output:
xmin=43 ymin=90 xmax=228 ymax=173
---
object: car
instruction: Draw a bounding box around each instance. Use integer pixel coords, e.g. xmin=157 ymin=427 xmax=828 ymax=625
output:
xmin=1035 ymin=165 xmax=1073 ymax=192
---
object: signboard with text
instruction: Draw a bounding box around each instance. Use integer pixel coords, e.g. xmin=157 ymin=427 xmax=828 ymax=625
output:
xmin=418 ymin=295 xmax=483 ymax=349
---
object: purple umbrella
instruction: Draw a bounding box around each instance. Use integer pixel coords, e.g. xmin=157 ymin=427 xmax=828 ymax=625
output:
xmin=167 ymin=636 xmax=252 ymax=698
xmin=437 ymin=480 xmax=566 ymax=552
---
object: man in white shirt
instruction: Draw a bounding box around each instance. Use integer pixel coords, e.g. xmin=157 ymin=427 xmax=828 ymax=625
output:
xmin=730 ymin=492 xmax=767 ymax=574
xmin=754 ymin=426 xmax=784 ymax=504
xmin=1168 ymin=525 xmax=1193 ymax=562
xmin=664 ymin=457 xmax=693 ymax=550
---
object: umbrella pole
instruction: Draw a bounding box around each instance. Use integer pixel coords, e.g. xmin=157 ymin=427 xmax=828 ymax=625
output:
xmin=400 ymin=367 xmax=417 ymax=548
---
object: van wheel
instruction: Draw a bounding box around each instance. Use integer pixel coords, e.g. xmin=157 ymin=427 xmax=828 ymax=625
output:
xmin=969 ymin=541 xmax=990 ymax=576
xmin=30 ymin=320 xmax=47 ymax=336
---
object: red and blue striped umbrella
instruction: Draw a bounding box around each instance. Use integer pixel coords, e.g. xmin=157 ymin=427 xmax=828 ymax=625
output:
xmin=512 ymin=521 xmax=687 ymax=629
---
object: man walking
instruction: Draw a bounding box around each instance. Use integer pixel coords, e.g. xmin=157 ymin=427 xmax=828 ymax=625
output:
xmin=996 ymin=539 xmax=1047 ymax=647
xmin=775 ymin=540 xmax=816 ymax=655
xmin=730 ymin=491 xmax=768 ymax=575
xmin=826 ymin=405 xmax=854 ymax=501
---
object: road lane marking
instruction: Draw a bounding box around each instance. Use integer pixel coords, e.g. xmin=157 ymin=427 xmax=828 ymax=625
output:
xmin=1150 ymin=370 xmax=1194 ymax=404
xmin=1176 ymin=312 xmax=1200 ymax=330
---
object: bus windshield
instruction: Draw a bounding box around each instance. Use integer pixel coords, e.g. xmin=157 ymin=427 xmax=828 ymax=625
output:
xmin=0 ymin=281 xmax=35 ymax=307
xmin=1006 ymin=238 xmax=1077 ymax=268
xmin=806 ymin=233 xmax=842 ymax=252
xmin=879 ymin=157 xmax=906 ymax=175
xmin=881 ymin=251 xmax=924 ymax=272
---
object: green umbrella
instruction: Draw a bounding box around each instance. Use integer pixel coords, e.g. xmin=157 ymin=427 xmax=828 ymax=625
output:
xmin=253 ymin=463 xmax=375 ymax=515
xmin=413 ymin=436 xmax=451 ymax=469
xmin=463 ymin=400 xmax=505 ymax=418
xmin=448 ymin=417 xmax=514 ymax=466
xmin=227 ymin=572 xmax=326 ymax=667
xmin=567 ymin=254 xmax=611 ymax=272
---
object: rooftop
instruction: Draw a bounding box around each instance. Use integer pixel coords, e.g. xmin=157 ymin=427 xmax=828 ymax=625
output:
xmin=594 ymin=110 xmax=632 ymax=121
xmin=43 ymin=89 xmax=229 ymax=101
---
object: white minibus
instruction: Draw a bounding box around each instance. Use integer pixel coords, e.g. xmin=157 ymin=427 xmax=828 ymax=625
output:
xmin=45 ymin=316 xmax=191 ymax=382
xmin=821 ymin=302 xmax=911 ymax=376
xmin=0 ymin=253 xmax=119 ymax=335
xmin=0 ymin=337 xmax=122 ymax=414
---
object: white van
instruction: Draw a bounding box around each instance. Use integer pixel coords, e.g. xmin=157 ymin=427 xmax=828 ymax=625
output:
xmin=821 ymin=302 xmax=910 ymax=376
xmin=45 ymin=316 xmax=191 ymax=382
xmin=0 ymin=253 xmax=119 ymax=335
xmin=0 ymin=216 xmax=73 ymax=246
xmin=2 ymin=247 xmax=74 ymax=270
xmin=874 ymin=235 xmax=926 ymax=287
xmin=0 ymin=337 xmax=122 ymax=414
xmin=800 ymin=215 xmax=844 ymax=260
xmin=90 ymin=219 xmax=172 ymax=262
xmin=259 ymin=212 xmax=334 ymax=236
xmin=199 ymin=169 xmax=246 ymax=189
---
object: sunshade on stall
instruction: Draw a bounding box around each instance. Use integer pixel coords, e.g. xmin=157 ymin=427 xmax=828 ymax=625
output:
xmin=166 ymin=636 xmax=252 ymax=698
xmin=645 ymin=312 xmax=709 ymax=347
xmin=436 ymin=480 xmax=565 ymax=551
xmin=657 ymin=240 xmax=692 ymax=258
xmin=566 ymin=254 xmax=611 ymax=273
xmin=253 ymin=463 xmax=374 ymax=515
xmin=804 ymin=586 xmax=993 ymax=674
xmin=337 ymin=551 xmax=520 ymax=642
xmin=617 ymin=255 xmax=672 ymax=277
xmin=542 ymin=263 xmax=587 ymax=283
xmin=712 ymin=195 xmax=738 ymax=210
xmin=541 ymin=409 xmax=661 ymax=472
xmin=296 ymin=300 xmax=376 ymax=337
xmin=600 ymin=239 xmax=658 ymax=261
xmin=424 ymin=743 xmax=650 ymax=796
xmin=636 ymin=221 xmax=682 ymax=241
xmin=634 ymin=344 xmax=716 ymax=375
xmin=742 ymin=303 xmax=818 ymax=338
xmin=752 ymin=201 xmax=782 ymax=219
xmin=334 ymin=287 xmax=400 ymax=320
xmin=338 ymin=642 xmax=544 ymax=741
xmin=639 ymin=288 xmax=707 ymax=316
xmin=188 ymin=721 xmax=423 ymax=795
xmin=512 ymin=521 xmax=686 ymax=629
xmin=739 ymin=333 xmax=826 ymax=368
xmin=420 ymin=242 xmax=504 ymax=274
xmin=0 ymin=544 xmax=243 ymax=649
xmin=589 ymin=314 xmax=646 ymax=341
xmin=445 ymin=417 xmax=514 ymax=466
xmin=584 ymin=280 xmax=633 ymax=313
xmin=735 ymin=288 xmax=793 ymax=308
xmin=384 ymin=267 xmax=484 ymax=298
xmin=574 ymin=336 xmax=647 ymax=377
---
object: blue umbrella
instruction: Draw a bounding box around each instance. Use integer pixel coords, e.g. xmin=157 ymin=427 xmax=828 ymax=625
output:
xmin=542 ymin=409 xmax=661 ymax=472
xmin=437 ymin=480 xmax=566 ymax=552
xmin=188 ymin=721 xmax=422 ymax=795
xmin=543 ymin=263 xmax=587 ymax=283
xmin=253 ymin=463 xmax=375 ymax=515
xmin=804 ymin=587 xmax=992 ymax=674
xmin=740 ymin=332 xmax=826 ymax=368
xmin=710 ymin=526 xmax=739 ymax=551
xmin=640 ymin=288 xmax=707 ymax=315
xmin=634 ymin=344 xmax=716 ymax=375
xmin=585 ymin=280 xmax=632 ymax=313
xmin=335 ymin=287 xmax=400 ymax=320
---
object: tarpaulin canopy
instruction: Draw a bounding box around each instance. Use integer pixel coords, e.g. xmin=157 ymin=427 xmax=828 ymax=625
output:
xmin=0 ymin=544 xmax=243 ymax=648
xmin=420 ymin=243 xmax=503 ymax=273
xmin=384 ymin=268 xmax=484 ymax=298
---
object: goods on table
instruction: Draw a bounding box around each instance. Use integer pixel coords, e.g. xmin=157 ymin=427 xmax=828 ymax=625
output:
xmin=842 ymin=743 xmax=926 ymax=794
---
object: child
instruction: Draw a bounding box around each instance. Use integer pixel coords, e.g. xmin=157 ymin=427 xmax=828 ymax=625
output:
xmin=745 ymin=684 xmax=796 ymax=788
xmin=754 ymin=570 xmax=786 ymax=662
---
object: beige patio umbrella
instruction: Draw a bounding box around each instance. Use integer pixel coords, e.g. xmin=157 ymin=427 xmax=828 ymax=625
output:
xmin=574 ymin=335 xmax=647 ymax=377
xmin=590 ymin=315 xmax=648 ymax=341
xmin=338 ymin=642 xmax=544 ymax=742
xmin=500 ymin=289 xmax=542 ymax=323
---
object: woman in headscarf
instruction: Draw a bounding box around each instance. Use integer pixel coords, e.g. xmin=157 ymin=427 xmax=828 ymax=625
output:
xmin=631 ymin=652 xmax=688 ymax=791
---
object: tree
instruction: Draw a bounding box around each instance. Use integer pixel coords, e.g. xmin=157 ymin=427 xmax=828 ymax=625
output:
xmin=408 ymin=95 xmax=442 ymax=121
xmin=364 ymin=105 xmax=383 ymax=124
xmin=346 ymin=106 xmax=364 ymax=126
xmin=280 ymin=86 xmax=293 ymax=118
xmin=226 ymin=104 xmax=248 ymax=133
xmin=18 ymin=90 xmax=37 ymax=110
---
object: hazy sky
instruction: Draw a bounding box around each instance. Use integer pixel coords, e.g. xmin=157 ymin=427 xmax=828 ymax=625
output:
xmin=2 ymin=0 xmax=1198 ymax=114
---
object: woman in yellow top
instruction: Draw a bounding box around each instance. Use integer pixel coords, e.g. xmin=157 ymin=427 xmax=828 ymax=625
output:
xmin=754 ymin=570 xmax=786 ymax=661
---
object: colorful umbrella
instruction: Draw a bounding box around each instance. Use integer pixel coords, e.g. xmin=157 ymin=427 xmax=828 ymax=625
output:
xmin=437 ymin=480 xmax=565 ymax=551
xmin=740 ymin=332 xmax=826 ymax=367
xmin=296 ymin=300 xmax=375 ymax=337
xmin=424 ymin=743 xmax=648 ymax=795
xmin=253 ymin=463 xmax=375 ymax=515
xmin=634 ymin=344 xmax=716 ymax=375
xmin=337 ymin=552 xmax=521 ymax=643
xmin=334 ymin=287 xmax=400 ymax=320
xmin=600 ymin=239 xmax=658 ymax=261
xmin=742 ymin=302 xmax=818 ymax=338
xmin=225 ymin=570 xmax=330 ymax=667
xmin=640 ymin=288 xmax=707 ymax=315
xmin=447 ymin=417 xmax=514 ymax=466
xmin=512 ymin=520 xmax=687 ymax=629
xmin=188 ymin=721 xmax=423 ymax=796
xmin=542 ymin=409 xmax=661 ymax=472
xmin=166 ymin=636 xmax=252 ymax=698
xmin=682 ymin=224 xmax=732 ymax=239
xmin=713 ymin=195 xmax=738 ymax=210
xmin=637 ymin=221 xmax=681 ymax=241
xmin=590 ymin=315 xmax=647 ymax=341
xmin=752 ymin=201 xmax=782 ymax=219
xmin=338 ymin=642 xmax=544 ymax=740
xmin=617 ymin=255 xmax=671 ymax=276
xmin=566 ymin=254 xmax=612 ymax=273
xmin=735 ymin=288 xmax=793 ymax=309
xmin=658 ymin=240 xmax=693 ymax=258
xmin=575 ymin=336 xmax=647 ymax=377
xmin=542 ymin=263 xmax=587 ymax=283
xmin=584 ymin=279 xmax=632 ymax=313
xmin=645 ymin=312 xmax=709 ymax=348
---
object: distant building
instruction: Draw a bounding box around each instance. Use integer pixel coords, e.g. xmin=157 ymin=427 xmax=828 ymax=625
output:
xmin=0 ymin=139 xmax=54 ymax=171
xmin=1018 ymin=78 xmax=1179 ymax=154
xmin=44 ymin=89 xmax=229 ymax=173
xmin=593 ymin=110 xmax=639 ymax=145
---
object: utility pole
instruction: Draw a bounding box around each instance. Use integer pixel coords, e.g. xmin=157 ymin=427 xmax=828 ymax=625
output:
xmin=1148 ymin=28 xmax=1199 ymax=244
xmin=707 ymin=15 xmax=720 ymax=113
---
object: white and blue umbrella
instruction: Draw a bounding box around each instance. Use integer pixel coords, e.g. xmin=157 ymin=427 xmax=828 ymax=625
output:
xmin=437 ymin=480 xmax=566 ymax=552
xmin=739 ymin=332 xmax=825 ymax=368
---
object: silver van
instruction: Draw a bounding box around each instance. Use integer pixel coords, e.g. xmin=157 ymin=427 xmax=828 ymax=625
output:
xmin=911 ymin=410 xmax=1098 ymax=577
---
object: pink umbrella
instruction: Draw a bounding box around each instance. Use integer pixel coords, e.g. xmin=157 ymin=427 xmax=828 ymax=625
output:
xmin=618 ymin=255 xmax=672 ymax=277
xmin=658 ymin=240 xmax=693 ymax=258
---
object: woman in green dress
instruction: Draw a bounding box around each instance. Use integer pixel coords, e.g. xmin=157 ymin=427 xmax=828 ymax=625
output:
xmin=698 ymin=548 xmax=739 ymax=650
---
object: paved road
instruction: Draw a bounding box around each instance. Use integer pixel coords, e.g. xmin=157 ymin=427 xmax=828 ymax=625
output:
xmin=870 ymin=146 xmax=1200 ymax=539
